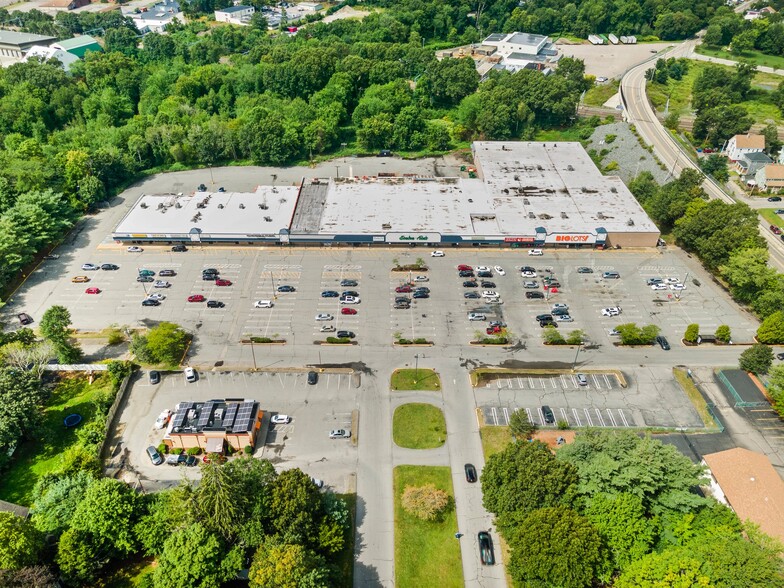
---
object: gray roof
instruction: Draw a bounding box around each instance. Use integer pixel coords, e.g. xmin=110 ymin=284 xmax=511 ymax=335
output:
xmin=0 ymin=30 xmax=56 ymax=47
xmin=483 ymin=33 xmax=506 ymax=42
xmin=507 ymin=32 xmax=547 ymax=46
xmin=218 ymin=5 xmax=252 ymax=13
xmin=742 ymin=151 xmax=773 ymax=163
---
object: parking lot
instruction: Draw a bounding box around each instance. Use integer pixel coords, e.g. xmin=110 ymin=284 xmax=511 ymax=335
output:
xmin=110 ymin=370 xmax=359 ymax=490
xmin=10 ymin=246 xmax=759 ymax=355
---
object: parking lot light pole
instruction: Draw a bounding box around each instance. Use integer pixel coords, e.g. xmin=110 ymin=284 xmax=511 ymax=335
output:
xmin=572 ymin=343 xmax=582 ymax=371
xmin=245 ymin=334 xmax=257 ymax=371
xmin=414 ymin=353 xmax=422 ymax=384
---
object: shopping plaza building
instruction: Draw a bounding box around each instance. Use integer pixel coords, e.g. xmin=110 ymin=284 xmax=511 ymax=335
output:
xmin=113 ymin=142 xmax=660 ymax=249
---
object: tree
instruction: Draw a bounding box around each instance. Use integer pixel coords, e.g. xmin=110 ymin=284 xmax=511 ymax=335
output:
xmin=0 ymin=369 xmax=48 ymax=463
xmin=145 ymin=322 xmax=189 ymax=365
xmin=720 ymin=248 xmax=777 ymax=304
xmin=135 ymin=485 xmax=194 ymax=555
xmin=615 ymin=323 xmax=660 ymax=345
xmin=30 ymin=470 xmax=94 ymax=535
xmin=757 ymin=311 xmax=784 ymax=345
xmin=0 ymin=512 xmax=44 ymax=570
xmin=0 ymin=565 xmax=58 ymax=587
xmin=715 ymin=325 xmax=732 ymax=343
xmin=704 ymin=24 xmax=724 ymax=47
xmin=731 ymin=29 xmax=758 ymax=54
xmin=154 ymin=523 xmax=242 ymax=588
xmin=421 ymin=57 xmax=480 ymax=106
xmin=698 ymin=154 xmax=729 ymax=182
xmin=566 ymin=329 xmax=586 ymax=345
xmin=38 ymin=305 xmax=81 ymax=363
xmin=508 ymin=506 xmax=603 ymax=588
xmin=482 ymin=440 xmax=578 ymax=532
xmin=616 ymin=547 xmax=711 ymax=587
xmin=684 ymin=323 xmax=700 ymax=344
xmin=542 ymin=325 xmax=565 ymax=344
xmin=0 ymin=340 xmax=53 ymax=378
xmin=509 ymin=409 xmax=537 ymax=440
xmin=401 ymin=484 xmax=450 ymax=521
xmin=739 ymin=343 xmax=774 ymax=374
xmin=557 ymin=430 xmax=709 ymax=516
xmin=268 ymin=468 xmax=324 ymax=547
xmin=69 ymin=477 xmax=142 ymax=555
xmin=248 ymin=539 xmax=331 ymax=588
xmin=56 ymin=528 xmax=105 ymax=585
xmin=194 ymin=460 xmax=245 ymax=541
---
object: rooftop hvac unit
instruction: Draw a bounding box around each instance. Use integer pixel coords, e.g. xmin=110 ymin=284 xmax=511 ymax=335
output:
xmin=567 ymin=165 xmax=574 ymax=171
xmin=627 ymin=219 xmax=635 ymax=226
xmin=218 ymin=204 xmax=224 ymax=209
xmin=239 ymin=203 xmax=245 ymax=209
xmin=611 ymin=187 xmax=617 ymax=193
xmin=561 ymin=212 xmax=568 ymax=218
xmin=175 ymin=202 xmax=181 ymax=208
xmin=523 ymin=198 xmax=530 ymax=205
xmin=259 ymin=203 xmax=268 ymax=209
xmin=597 ymin=212 xmax=605 ymax=219
xmin=264 ymin=216 xmax=272 ymax=222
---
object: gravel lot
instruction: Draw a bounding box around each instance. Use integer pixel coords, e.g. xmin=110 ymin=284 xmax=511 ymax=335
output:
xmin=556 ymin=42 xmax=672 ymax=79
xmin=587 ymin=122 xmax=670 ymax=185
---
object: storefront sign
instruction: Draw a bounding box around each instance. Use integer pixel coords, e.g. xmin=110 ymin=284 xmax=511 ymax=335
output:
xmin=546 ymin=234 xmax=596 ymax=244
xmin=385 ymin=232 xmax=441 ymax=243
xmin=504 ymin=237 xmax=535 ymax=243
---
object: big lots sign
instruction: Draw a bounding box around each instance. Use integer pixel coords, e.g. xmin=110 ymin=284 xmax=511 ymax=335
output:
xmin=545 ymin=234 xmax=596 ymax=244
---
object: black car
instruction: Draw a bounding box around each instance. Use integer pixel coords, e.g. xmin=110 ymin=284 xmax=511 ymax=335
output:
xmin=577 ymin=266 xmax=594 ymax=273
xmin=149 ymin=370 xmax=160 ymax=385
xmin=378 ymin=149 xmax=392 ymax=157
xmin=540 ymin=320 xmax=557 ymax=328
xmin=206 ymin=300 xmax=225 ymax=308
xmin=413 ymin=292 xmax=429 ymax=299
xmin=477 ymin=271 xmax=492 ymax=278
xmin=277 ymin=285 xmax=296 ymax=292
xmin=342 ymin=290 xmax=359 ymax=297
xmin=307 ymin=371 xmax=318 ymax=385
xmin=541 ymin=405 xmax=555 ymax=424
xmin=340 ymin=279 xmax=358 ymax=287
xmin=521 ymin=266 xmax=535 ymax=273
xmin=395 ymin=296 xmax=411 ymax=303
xmin=480 ymin=281 xmax=495 ymax=288
xmin=536 ymin=313 xmax=553 ymax=322
xmin=202 ymin=273 xmax=218 ymax=281
xmin=197 ymin=183 xmax=207 ymax=192
xmin=656 ymin=335 xmax=671 ymax=350
xmin=463 ymin=281 xmax=478 ymax=288
xmin=414 ymin=287 xmax=430 ymax=293
xmin=18 ymin=313 xmax=33 ymax=325
xmin=337 ymin=330 xmax=355 ymax=339
xmin=478 ymin=532 xmax=495 ymax=566
xmin=525 ymin=291 xmax=544 ymax=299
xmin=551 ymin=308 xmax=569 ymax=316
xmin=778 ymin=353 xmax=784 ymax=360
xmin=159 ymin=269 xmax=176 ymax=277
xmin=458 ymin=270 xmax=474 ymax=278
xmin=464 ymin=292 xmax=480 ymax=299
xmin=394 ymin=303 xmax=411 ymax=309
xmin=137 ymin=276 xmax=154 ymax=283
xmin=464 ymin=463 xmax=477 ymax=483
xmin=171 ymin=244 xmax=188 ymax=252
xmin=100 ymin=263 xmax=119 ymax=271
xmin=142 ymin=299 xmax=160 ymax=306
xmin=217 ymin=186 xmax=226 ymax=192
xmin=322 ymin=291 xmax=339 ymax=297
xmin=545 ymin=281 xmax=561 ymax=288
xmin=768 ymin=196 xmax=782 ymax=202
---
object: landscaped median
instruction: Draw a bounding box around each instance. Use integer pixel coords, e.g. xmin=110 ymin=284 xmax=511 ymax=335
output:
xmin=394 ymin=465 xmax=463 ymax=588
xmin=390 ymin=368 xmax=441 ymax=391
xmin=393 ymin=403 xmax=446 ymax=449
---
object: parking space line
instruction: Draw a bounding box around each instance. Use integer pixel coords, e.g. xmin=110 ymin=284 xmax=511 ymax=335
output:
xmin=560 ymin=375 xmax=569 ymax=389
xmin=502 ymin=407 xmax=510 ymax=426
xmin=539 ymin=377 xmax=546 ymax=389
xmin=584 ymin=408 xmax=593 ymax=426
xmin=528 ymin=377 xmax=535 ymax=388
xmin=525 ymin=407 xmax=535 ymax=423
xmin=592 ymin=374 xmax=602 ymax=389
xmin=594 ymin=409 xmax=606 ymax=427
xmin=604 ymin=374 xmax=612 ymax=388
xmin=618 ymin=410 xmax=629 ymax=427
xmin=489 ymin=407 xmax=498 ymax=425
xmin=558 ymin=407 xmax=569 ymax=424
xmin=606 ymin=410 xmax=617 ymax=427
xmin=550 ymin=378 xmax=557 ymax=389
xmin=572 ymin=408 xmax=582 ymax=427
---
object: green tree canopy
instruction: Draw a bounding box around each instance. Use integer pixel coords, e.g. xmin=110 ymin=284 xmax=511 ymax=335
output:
xmin=0 ymin=512 xmax=44 ymax=570
xmin=30 ymin=470 xmax=94 ymax=536
xmin=739 ymin=343 xmax=774 ymax=374
xmin=720 ymin=248 xmax=777 ymax=304
xmin=757 ymin=312 xmax=784 ymax=345
xmin=248 ymin=538 xmax=332 ymax=588
xmin=144 ymin=321 xmax=190 ymax=365
xmin=509 ymin=408 xmax=537 ymax=440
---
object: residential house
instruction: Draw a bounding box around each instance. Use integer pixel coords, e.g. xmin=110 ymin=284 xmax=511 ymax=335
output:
xmin=0 ymin=30 xmax=56 ymax=61
xmin=52 ymin=35 xmax=102 ymax=58
xmin=23 ymin=45 xmax=80 ymax=71
xmin=124 ymin=0 xmax=185 ymax=34
xmin=43 ymin=0 xmax=91 ymax=10
xmin=736 ymin=151 xmax=772 ymax=180
xmin=724 ymin=133 xmax=765 ymax=161
xmin=702 ymin=448 xmax=784 ymax=544
xmin=215 ymin=5 xmax=255 ymax=25
xmin=755 ymin=163 xmax=784 ymax=192
xmin=163 ymin=399 xmax=262 ymax=453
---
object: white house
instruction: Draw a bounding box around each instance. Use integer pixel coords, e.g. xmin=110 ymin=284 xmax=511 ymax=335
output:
xmin=23 ymin=45 xmax=80 ymax=71
xmin=215 ymin=5 xmax=255 ymax=25
xmin=724 ymin=133 xmax=765 ymax=161
xmin=123 ymin=0 xmax=185 ymax=34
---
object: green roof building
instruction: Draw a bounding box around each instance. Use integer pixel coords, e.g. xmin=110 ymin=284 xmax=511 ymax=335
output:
xmin=52 ymin=35 xmax=102 ymax=58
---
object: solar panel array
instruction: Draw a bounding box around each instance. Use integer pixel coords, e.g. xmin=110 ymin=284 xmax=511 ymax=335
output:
xmin=232 ymin=401 xmax=256 ymax=433
xmin=224 ymin=403 xmax=239 ymax=428
xmin=197 ymin=400 xmax=216 ymax=429
xmin=170 ymin=402 xmax=195 ymax=430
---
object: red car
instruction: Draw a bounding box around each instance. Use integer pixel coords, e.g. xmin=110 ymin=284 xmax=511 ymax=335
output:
xmin=457 ymin=264 xmax=473 ymax=271
xmin=85 ymin=287 xmax=101 ymax=294
xmin=215 ymin=279 xmax=232 ymax=286
xmin=341 ymin=308 xmax=357 ymax=315
xmin=395 ymin=285 xmax=412 ymax=293
xmin=486 ymin=325 xmax=502 ymax=335
xmin=188 ymin=294 xmax=206 ymax=302
xmin=771 ymin=224 xmax=782 ymax=235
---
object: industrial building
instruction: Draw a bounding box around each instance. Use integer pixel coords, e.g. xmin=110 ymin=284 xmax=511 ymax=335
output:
xmin=113 ymin=141 xmax=659 ymax=248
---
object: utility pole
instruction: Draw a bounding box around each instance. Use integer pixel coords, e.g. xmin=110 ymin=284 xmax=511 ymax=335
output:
xmin=572 ymin=343 xmax=582 ymax=370
xmin=414 ymin=353 xmax=422 ymax=384
xmin=335 ymin=165 xmax=340 ymax=179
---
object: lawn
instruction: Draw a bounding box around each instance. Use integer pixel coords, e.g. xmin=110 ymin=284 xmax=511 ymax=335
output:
xmin=390 ymin=368 xmax=441 ymax=391
xmin=673 ymin=368 xmax=720 ymax=431
xmin=0 ymin=373 xmax=115 ymax=505
xmin=695 ymin=44 xmax=784 ymax=72
xmin=583 ymin=81 xmax=620 ymax=107
xmin=393 ymin=403 xmax=446 ymax=449
xmin=97 ymin=557 xmax=155 ymax=588
xmin=394 ymin=465 xmax=463 ymax=588
xmin=759 ymin=207 xmax=784 ymax=228
xmin=479 ymin=425 xmax=512 ymax=461
xmin=647 ymin=59 xmax=783 ymax=124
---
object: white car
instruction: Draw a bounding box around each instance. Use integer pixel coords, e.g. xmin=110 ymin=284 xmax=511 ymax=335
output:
xmin=468 ymin=312 xmax=486 ymax=321
xmin=487 ymin=298 xmax=504 ymax=305
xmin=601 ymin=307 xmax=622 ymax=317
xmin=651 ymin=284 xmax=668 ymax=291
xmin=476 ymin=266 xmax=491 ymax=272
xmin=523 ymin=281 xmax=539 ymax=289
xmin=146 ymin=293 xmax=166 ymax=301
xmin=556 ymin=314 xmax=574 ymax=322
xmin=521 ymin=270 xmax=537 ymax=278
xmin=315 ymin=313 xmax=334 ymax=321
xmin=254 ymin=300 xmax=273 ymax=308
xmin=431 ymin=250 xmax=445 ymax=257
xmin=341 ymin=296 xmax=360 ymax=304
xmin=608 ymin=328 xmax=620 ymax=337
xmin=528 ymin=249 xmax=543 ymax=256
xmin=127 ymin=246 xmax=143 ymax=253
xmin=184 ymin=367 xmax=197 ymax=383
xmin=329 ymin=429 xmax=351 ymax=439
xmin=413 ymin=275 xmax=429 ymax=282
xmin=154 ymin=409 xmax=172 ymax=429
xmin=481 ymin=290 xmax=500 ymax=299
xmin=552 ymin=303 xmax=569 ymax=311
xmin=320 ymin=325 xmax=336 ymax=332
xmin=664 ymin=277 xmax=680 ymax=285
xmin=596 ymin=76 xmax=608 ymax=82
xmin=271 ymin=414 xmax=291 ymax=424
xmin=81 ymin=263 xmax=99 ymax=271
xmin=153 ymin=280 xmax=171 ymax=288
xmin=669 ymin=283 xmax=686 ymax=290
xmin=494 ymin=266 xmax=506 ymax=276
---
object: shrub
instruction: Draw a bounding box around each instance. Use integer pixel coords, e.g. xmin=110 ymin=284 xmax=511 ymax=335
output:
xmin=107 ymin=329 xmax=125 ymax=345
xmin=326 ymin=337 xmax=351 ymax=344
xmin=557 ymin=420 xmax=571 ymax=430
xmin=605 ymin=134 xmax=616 ymax=144
xmin=604 ymin=161 xmax=619 ymax=172
xmin=170 ymin=447 xmax=183 ymax=455
xmin=400 ymin=484 xmax=450 ymax=521
xmin=715 ymin=325 xmax=731 ymax=343
xmin=616 ymin=323 xmax=660 ymax=345
xmin=757 ymin=311 xmax=784 ymax=344
xmin=739 ymin=344 xmax=774 ymax=375
xmin=684 ymin=323 xmax=700 ymax=344
xmin=509 ymin=409 xmax=537 ymax=440
xmin=157 ymin=443 xmax=167 ymax=454
xmin=664 ymin=112 xmax=680 ymax=130
xmin=244 ymin=445 xmax=253 ymax=455
xmin=566 ymin=330 xmax=586 ymax=345
xmin=396 ymin=338 xmax=412 ymax=345
xmin=186 ymin=447 xmax=201 ymax=456
xmin=478 ymin=337 xmax=508 ymax=345
xmin=106 ymin=360 xmax=132 ymax=385
xmin=413 ymin=338 xmax=429 ymax=344
xmin=250 ymin=337 xmax=274 ymax=343
xmin=542 ymin=326 xmax=565 ymax=345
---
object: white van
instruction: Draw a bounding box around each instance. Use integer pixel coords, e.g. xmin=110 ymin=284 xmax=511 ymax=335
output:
xmin=254 ymin=300 xmax=273 ymax=308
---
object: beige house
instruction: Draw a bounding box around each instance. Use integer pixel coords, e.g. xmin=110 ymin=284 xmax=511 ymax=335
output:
xmin=702 ymin=448 xmax=784 ymax=544
xmin=755 ymin=163 xmax=784 ymax=192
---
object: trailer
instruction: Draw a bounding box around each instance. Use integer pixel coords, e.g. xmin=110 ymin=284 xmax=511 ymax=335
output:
xmin=598 ymin=34 xmax=609 ymax=44
xmin=608 ymin=33 xmax=619 ymax=44
xmin=620 ymin=35 xmax=637 ymax=44
xmin=588 ymin=35 xmax=603 ymax=45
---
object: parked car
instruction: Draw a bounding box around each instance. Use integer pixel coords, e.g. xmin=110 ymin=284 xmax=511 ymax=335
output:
xmin=494 ymin=266 xmax=505 ymax=275
xmin=768 ymin=196 xmax=782 ymax=202
xmin=463 ymin=280 xmax=478 ymax=288
xmin=166 ymin=454 xmax=196 ymax=466
xmin=138 ymin=269 xmax=155 ymax=277
xmin=478 ymin=532 xmax=495 ymax=565
xmin=601 ymin=307 xmax=622 ymax=316
xmin=171 ymin=244 xmax=187 ymax=252
xmin=555 ymin=314 xmax=573 ymax=322
xmin=337 ymin=330 xmax=355 ymax=339
xmin=457 ymin=264 xmax=473 ymax=271
xmin=215 ymin=279 xmax=232 ymax=286
xmin=341 ymin=295 xmax=360 ymax=304
xmin=155 ymin=409 xmax=172 ymax=429
xmin=646 ymin=277 xmax=664 ymax=285
xmin=528 ymin=249 xmax=543 ymax=256
xmin=340 ymin=279 xmax=358 ymax=287
xmin=486 ymin=325 xmax=502 ymax=334
xmin=341 ymin=307 xmax=358 ymax=315
xmin=771 ymin=225 xmax=782 ymax=235
xmin=100 ymin=263 xmax=119 ymax=271
xmin=254 ymin=300 xmax=273 ymax=308
xmin=72 ymin=276 xmax=90 ymax=283
xmin=81 ymin=263 xmax=99 ymax=271
xmin=602 ymin=271 xmax=621 ymax=279
xmin=669 ymin=283 xmax=686 ymax=290
xmin=480 ymin=281 xmax=496 ymax=288
xmin=149 ymin=370 xmax=160 ymax=385
xmin=430 ymin=250 xmax=445 ymax=257
xmin=159 ymin=269 xmax=177 ymax=277
xmin=523 ymin=281 xmax=539 ymax=289
xmin=206 ymin=300 xmax=225 ymax=308
xmin=467 ymin=313 xmax=486 ymax=321
xmin=271 ymin=414 xmax=291 ymax=424
xmin=396 ymin=285 xmax=412 ymax=293
xmin=147 ymin=446 xmax=163 ymax=466
xmin=536 ymin=314 xmax=553 ymax=322
xmin=184 ymin=367 xmax=197 ymax=383
xmin=413 ymin=291 xmax=429 ymax=299
xmin=464 ymin=463 xmax=477 ymax=483
xmin=322 ymin=290 xmax=339 ymax=297
xmin=153 ymin=280 xmax=171 ymax=288
xmin=577 ymin=373 xmax=588 ymax=386
xmin=541 ymin=405 xmax=555 ymax=424
xmin=656 ymin=335 xmax=671 ymax=350
xmin=577 ymin=266 xmax=593 ymax=273
xmin=144 ymin=293 xmax=165 ymax=302
xmin=277 ymin=285 xmax=295 ymax=292
xmin=320 ymin=324 xmax=336 ymax=332
xmin=315 ymin=313 xmax=333 ymax=321
xmin=127 ymin=246 xmax=143 ymax=253
xmin=137 ymin=276 xmax=154 ymax=283
xmin=329 ymin=429 xmax=350 ymax=439
xmin=188 ymin=294 xmax=206 ymax=302
xmin=464 ymin=291 xmax=480 ymax=299
xmin=458 ymin=270 xmax=475 ymax=278
xmin=85 ymin=287 xmax=101 ymax=294
xmin=651 ymin=284 xmax=668 ymax=291
xmin=413 ymin=275 xmax=428 ymax=282
xmin=481 ymin=290 xmax=499 ymax=299
xmin=141 ymin=299 xmax=160 ymax=306
xmin=525 ymin=291 xmax=544 ymax=299
xmin=477 ymin=271 xmax=493 ymax=278
xmin=17 ymin=313 xmax=33 ymax=325
xmin=307 ymin=371 xmax=318 ymax=385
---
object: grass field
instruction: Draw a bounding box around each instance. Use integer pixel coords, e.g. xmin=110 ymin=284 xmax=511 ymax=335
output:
xmin=759 ymin=207 xmax=784 ymax=228
xmin=390 ymin=368 xmax=441 ymax=391
xmin=695 ymin=45 xmax=784 ymax=72
xmin=673 ymin=368 xmax=720 ymax=431
xmin=0 ymin=374 xmax=114 ymax=505
xmin=394 ymin=465 xmax=463 ymax=588
xmin=479 ymin=425 xmax=511 ymax=461
xmin=647 ymin=59 xmax=782 ymax=125
xmin=393 ymin=403 xmax=446 ymax=449
xmin=583 ymin=81 xmax=620 ymax=107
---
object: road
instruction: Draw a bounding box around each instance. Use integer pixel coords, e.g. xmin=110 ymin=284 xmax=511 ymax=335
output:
xmin=620 ymin=39 xmax=784 ymax=271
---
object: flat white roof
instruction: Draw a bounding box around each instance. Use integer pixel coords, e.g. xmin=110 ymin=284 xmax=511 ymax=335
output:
xmin=113 ymin=186 xmax=299 ymax=238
